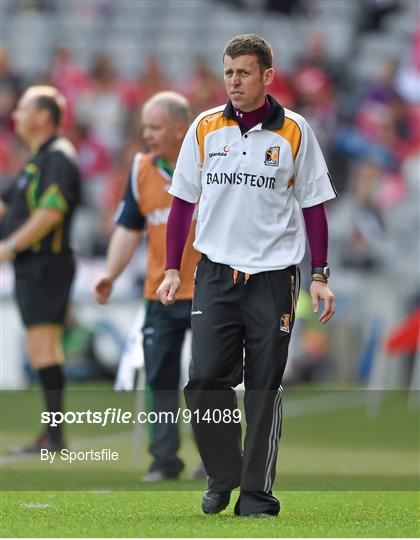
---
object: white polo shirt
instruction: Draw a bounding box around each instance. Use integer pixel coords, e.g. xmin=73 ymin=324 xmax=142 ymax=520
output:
xmin=169 ymin=95 xmax=337 ymax=274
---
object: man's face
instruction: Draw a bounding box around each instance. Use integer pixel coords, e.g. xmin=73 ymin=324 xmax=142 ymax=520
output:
xmin=12 ymin=91 xmax=40 ymax=142
xmin=223 ymin=54 xmax=274 ymax=112
xmin=142 ymin=104 xmax=184 ymax=160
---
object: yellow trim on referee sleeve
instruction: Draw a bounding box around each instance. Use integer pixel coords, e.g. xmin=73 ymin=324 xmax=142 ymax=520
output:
xmin=38 ymin=183 xmax=69 ymax=213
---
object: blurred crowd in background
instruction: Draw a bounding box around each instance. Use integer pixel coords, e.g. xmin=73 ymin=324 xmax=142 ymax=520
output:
xmin=1 ymin=0 xmax=419 ymax=385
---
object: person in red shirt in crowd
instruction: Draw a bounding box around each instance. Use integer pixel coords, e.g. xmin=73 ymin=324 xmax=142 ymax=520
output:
xmin=177 ymin=57 xmax=226 ymax=117
xmin=120 ymin=56 xmax=171 ymax=113
xmin=75 ymin=53 xmax=127 ymax=156
xmin=294 ymin=65 xmax=336 ymax=154
xmin=48 ymin=46 xmax=92 ymax=103
xmin=267 ymin=69 xmax=296 ymax=109
xmin=71 ymin=121 xmax=111 ymax=182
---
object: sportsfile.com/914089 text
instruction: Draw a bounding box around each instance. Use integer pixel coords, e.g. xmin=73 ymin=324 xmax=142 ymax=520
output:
xmin=41 ymin=408 xmax=242 ymax=427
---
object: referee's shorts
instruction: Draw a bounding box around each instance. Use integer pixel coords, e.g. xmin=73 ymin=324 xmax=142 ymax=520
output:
xmin=14 ymin=252 xmax=76 ymax=328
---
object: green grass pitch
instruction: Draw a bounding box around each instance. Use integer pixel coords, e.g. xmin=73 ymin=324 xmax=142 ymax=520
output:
xmin=1 ymin=385 xmax=419 ymax=537
xmin=2 ymin=490 xmax=419 ymax=537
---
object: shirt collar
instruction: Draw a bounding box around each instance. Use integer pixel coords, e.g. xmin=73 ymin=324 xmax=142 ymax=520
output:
xmin=36 ymin=134 xmax=58 ymax=154
xmin=153 ymin=156 xmax=174 ymax=179
xmin=222 ymin=94 xmax=285 ymax=130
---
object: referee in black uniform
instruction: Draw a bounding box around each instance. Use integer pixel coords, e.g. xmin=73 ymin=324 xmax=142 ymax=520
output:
xmin=0 ymin=86 xmax=80 ymax=452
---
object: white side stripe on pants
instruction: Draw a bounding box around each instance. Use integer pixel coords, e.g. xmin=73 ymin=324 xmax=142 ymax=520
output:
xmin=295 ymin=268 xmax=300 ymax=311
xmin=263 ymin=386 xmax=283 ymax=492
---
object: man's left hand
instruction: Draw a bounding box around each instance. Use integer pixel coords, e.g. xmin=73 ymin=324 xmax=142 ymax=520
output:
xmin=309 ymin=280 xmax=336 ymax=324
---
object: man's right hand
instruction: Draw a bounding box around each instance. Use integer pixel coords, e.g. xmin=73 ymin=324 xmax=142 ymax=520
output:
xmin=93 ymin=276 xmax=113 ymax=304
xmin=157 ymin=269 xmax=181 ymax=305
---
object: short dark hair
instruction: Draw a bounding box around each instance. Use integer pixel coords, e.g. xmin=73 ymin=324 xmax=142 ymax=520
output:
xmin=34 ymin=95 xmax=61 ymax=127
xmin=223 ymin=34 xmax=273 ymax=71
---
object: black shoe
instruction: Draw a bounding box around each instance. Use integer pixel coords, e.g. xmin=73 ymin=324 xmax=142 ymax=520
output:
xmin=23 ymin=431 xmax=66 ymax=453
xmin=202 ymin=489 xmax=231 ymax=514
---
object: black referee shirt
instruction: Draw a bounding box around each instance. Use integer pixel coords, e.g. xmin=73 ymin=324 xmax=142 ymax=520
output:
xmin=1 ymin=135 xmax=80 ymax=258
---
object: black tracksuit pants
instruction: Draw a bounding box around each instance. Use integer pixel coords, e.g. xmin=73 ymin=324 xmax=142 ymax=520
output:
xmin=185 ymin=255 xmax=299 ymax=515
xmin=143 ymin=300 xmax=191 ymax=477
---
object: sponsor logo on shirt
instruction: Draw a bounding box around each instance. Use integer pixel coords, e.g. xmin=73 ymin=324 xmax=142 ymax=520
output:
xmin=209 ymin=146 xmax=230 ymax=158
xmin=206 ymin=172 xmax=276 ymax=190
xmin=265 ymin=146 xmax=280 ymax=167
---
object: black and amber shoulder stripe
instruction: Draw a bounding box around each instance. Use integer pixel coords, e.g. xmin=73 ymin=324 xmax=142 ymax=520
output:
xmin=196 ymin=111 xmax=237 ymax=164
xmin=269 ymin=116 xmax=302 ymax=161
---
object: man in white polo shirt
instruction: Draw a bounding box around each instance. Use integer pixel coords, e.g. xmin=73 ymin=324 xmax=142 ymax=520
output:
xmin=157 ymin=34 xmax=337 ymax=517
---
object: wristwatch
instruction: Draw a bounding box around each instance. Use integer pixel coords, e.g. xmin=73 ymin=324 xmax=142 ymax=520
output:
xmin=311 ymin=265 xmax=330 ymax=283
